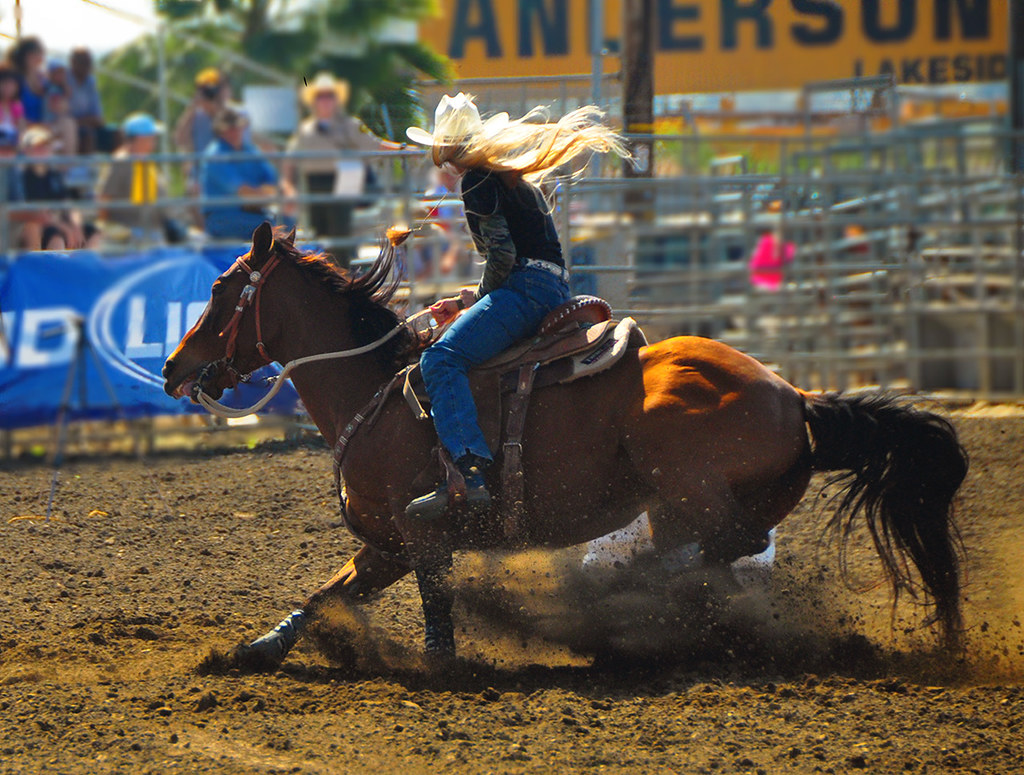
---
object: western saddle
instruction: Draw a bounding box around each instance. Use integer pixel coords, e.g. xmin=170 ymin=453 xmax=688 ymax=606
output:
xmin=332 ymin=295 xmax=647 ymax=541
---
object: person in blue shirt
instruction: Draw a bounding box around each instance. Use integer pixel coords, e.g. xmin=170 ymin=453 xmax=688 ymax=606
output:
xmin=174 ymin=68 xmax=228 ymax=186
xmin=200 ymin=106 xmax=295 ymax=240
xmin=67 ymin=49 xmax=104 ymax=154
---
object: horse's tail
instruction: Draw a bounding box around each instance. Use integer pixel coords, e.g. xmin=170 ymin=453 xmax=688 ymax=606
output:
xmin=802 ymin=392 xmax=968 ymax=649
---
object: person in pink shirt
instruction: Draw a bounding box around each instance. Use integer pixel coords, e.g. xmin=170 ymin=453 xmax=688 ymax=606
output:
xmin=0 ymin=63 xmax=25 ymax=149
xmin=7 ymin=37 xmax=46 ymax=124
xmin=748 ymin=229 xmax=795 ymax=291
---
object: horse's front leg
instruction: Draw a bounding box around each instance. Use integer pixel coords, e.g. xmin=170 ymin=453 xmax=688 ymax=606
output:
xmin=237 ymin=543 xmax=410 ymax=671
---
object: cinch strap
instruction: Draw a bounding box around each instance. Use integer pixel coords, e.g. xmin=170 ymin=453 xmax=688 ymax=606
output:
xmin=500 ymin=362 xmax=537 ymax=542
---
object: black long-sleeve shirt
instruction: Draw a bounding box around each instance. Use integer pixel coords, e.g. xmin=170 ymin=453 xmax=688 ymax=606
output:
xmin=460 ymin=169 xmax=563 ymax=298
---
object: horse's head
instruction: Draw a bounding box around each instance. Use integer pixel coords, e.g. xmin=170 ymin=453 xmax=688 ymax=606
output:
xmin=163 ymin=222 xmax=292 ymax=402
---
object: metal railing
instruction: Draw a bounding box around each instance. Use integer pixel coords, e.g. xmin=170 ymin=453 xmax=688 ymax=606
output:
xmin=563 ymin=124 xmax=1024 ymax=397
xmin=2 ymin=121 xmax=1022 ymax=398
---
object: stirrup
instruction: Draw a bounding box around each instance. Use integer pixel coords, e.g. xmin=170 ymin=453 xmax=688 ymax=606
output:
xmin=406 ymin=475 xmax=491 ymax=520
xmin=456 ymin=467 xmax=491 ymax=512
xmin=406 ymin=484 xmax=450 ymax=521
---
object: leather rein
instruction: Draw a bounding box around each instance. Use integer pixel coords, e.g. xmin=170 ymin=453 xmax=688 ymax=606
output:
xmin=194 ymin=249 xmax=434 ymax=420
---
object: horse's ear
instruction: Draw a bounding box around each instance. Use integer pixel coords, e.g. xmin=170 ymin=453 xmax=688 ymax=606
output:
xmin=251 ymin=221 xmax=274 ymax=258
xmin=284 ymin=225 xmax=297 ymax=244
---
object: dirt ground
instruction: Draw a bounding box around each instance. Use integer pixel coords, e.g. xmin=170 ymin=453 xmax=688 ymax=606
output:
xmin=1 ymin=409 xmax=1023 ymax=774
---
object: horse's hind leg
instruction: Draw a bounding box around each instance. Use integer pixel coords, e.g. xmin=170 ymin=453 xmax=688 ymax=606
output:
xmin=648 ymin=455 xmax=812 ymax=569
xmin=647 ymin=473 xmax=771 ymax=566
xmin=237 ymin=544 xmax=410 ymax=670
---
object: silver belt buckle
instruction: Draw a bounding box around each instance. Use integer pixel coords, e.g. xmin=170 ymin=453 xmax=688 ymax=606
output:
xmin=526 ymin=258 xmax=567 ymax=282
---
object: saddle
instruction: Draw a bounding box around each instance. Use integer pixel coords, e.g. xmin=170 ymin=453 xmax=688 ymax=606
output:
xmin=403 ymin=296 xmax=644 ymax=418
xmin=403 ymin=295 xmax=648 ymax=540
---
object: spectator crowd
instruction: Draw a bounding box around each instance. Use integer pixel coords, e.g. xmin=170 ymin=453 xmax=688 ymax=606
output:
xmin=0 ymin=36 xmax=471 ymax=276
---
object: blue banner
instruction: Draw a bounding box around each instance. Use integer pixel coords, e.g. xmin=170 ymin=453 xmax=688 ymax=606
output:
xmin=0 ymin=246 xmax=302 ymax=430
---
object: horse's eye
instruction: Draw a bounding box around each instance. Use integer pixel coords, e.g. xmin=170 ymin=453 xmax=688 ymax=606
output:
xmin=211 ymin=282 xmax=225 ymax=297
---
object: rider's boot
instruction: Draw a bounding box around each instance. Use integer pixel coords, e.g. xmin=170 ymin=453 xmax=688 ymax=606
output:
xmin=406 ymin=454 xmax=491 ymax=520
xmin=455 ymin=453 xmax=492 ymax=511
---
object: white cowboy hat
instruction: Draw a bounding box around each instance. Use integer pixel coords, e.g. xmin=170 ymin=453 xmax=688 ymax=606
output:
xmin=406 ymin=93 xmax=509 ymax=150
xmin=20 ymin=125 xmax=56 ymax=150
xmin=301 ymin=72 xmax=350 ymax=107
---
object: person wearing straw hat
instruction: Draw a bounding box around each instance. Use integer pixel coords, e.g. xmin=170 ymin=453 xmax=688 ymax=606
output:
xmin=19 ymin=125 xmax=96 ymax=250
xmin=284 ymin=72 xmax=398 ymax=263
xmin=403 ymin=92 xmax=630 ymax=521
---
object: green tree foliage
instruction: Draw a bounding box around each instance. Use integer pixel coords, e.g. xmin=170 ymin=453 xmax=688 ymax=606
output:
xmin=100 ymin=0 xmax=452 ymax=141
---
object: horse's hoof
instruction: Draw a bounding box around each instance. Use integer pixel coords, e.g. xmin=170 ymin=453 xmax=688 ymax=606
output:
xmin=196 ymin=640 xmax=283 ymax=675
xmin=230 ymin=640 xmax=286 ymax=674
xmin=424 ymin=632 xmax=456 ymax=657
xmin=223 ymin=609 xmax=305 ymax=673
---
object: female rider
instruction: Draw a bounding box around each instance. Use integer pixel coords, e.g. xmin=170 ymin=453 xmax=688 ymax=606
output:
xmin=404 ymin=93 xmax=628 ymax=520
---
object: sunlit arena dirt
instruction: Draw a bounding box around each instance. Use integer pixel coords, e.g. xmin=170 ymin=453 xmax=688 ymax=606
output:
xmin=1 ymin=408 xmax=1023 ymax=774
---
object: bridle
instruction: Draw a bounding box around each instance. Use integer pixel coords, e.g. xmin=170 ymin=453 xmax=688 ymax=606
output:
xmin=218 ymin=248 xmax=283 ymax=365
xmin=190 ymin=246 xmax=283 ymax=398
xmin=191 ymin=244 xmax=438 ymax=419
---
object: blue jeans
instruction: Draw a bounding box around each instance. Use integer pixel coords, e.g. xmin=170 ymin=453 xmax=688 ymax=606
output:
xmin=420 ymin=264 xmax=570 ymax=462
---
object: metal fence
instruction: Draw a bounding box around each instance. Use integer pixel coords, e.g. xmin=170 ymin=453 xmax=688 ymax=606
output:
xmin=2 ymin=119 xmax=1023 ymax=400
xmin=565 ymin=121 xmax=1024 ymax=396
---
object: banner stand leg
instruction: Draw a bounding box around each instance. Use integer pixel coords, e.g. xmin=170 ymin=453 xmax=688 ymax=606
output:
xmin=45 ymin=316 xmax=123 ymax=522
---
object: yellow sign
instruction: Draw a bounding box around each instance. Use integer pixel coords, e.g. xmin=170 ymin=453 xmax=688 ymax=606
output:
xmin=420 ymin=0 xmax=1008 ymax=92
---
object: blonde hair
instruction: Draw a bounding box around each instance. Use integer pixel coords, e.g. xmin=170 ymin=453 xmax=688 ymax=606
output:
xmin=436 ymin=104 xmax=630 ymax=183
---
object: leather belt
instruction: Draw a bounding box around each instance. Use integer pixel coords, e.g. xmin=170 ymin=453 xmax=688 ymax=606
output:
xmin=521 ymin=257 xmax=569 ymax=283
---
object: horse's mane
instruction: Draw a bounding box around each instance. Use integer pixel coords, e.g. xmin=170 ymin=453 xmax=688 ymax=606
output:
xmin=272 ymin=231 xmax=416 ymax=370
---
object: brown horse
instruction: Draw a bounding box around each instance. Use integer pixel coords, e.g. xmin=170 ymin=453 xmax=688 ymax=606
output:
xmin=163 ymin=223 xmax=967 ymax=667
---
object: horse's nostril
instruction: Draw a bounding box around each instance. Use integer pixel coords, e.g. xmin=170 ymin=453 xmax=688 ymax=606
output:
xmin=162 ymin=359 xmax=174 ymax=379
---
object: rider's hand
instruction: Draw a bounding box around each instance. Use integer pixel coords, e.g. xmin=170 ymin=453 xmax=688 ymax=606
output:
xmin=459 ymin=288 xmax=477 ymax=310
xmin=429 ymin=297 xmax=460 ymax=324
